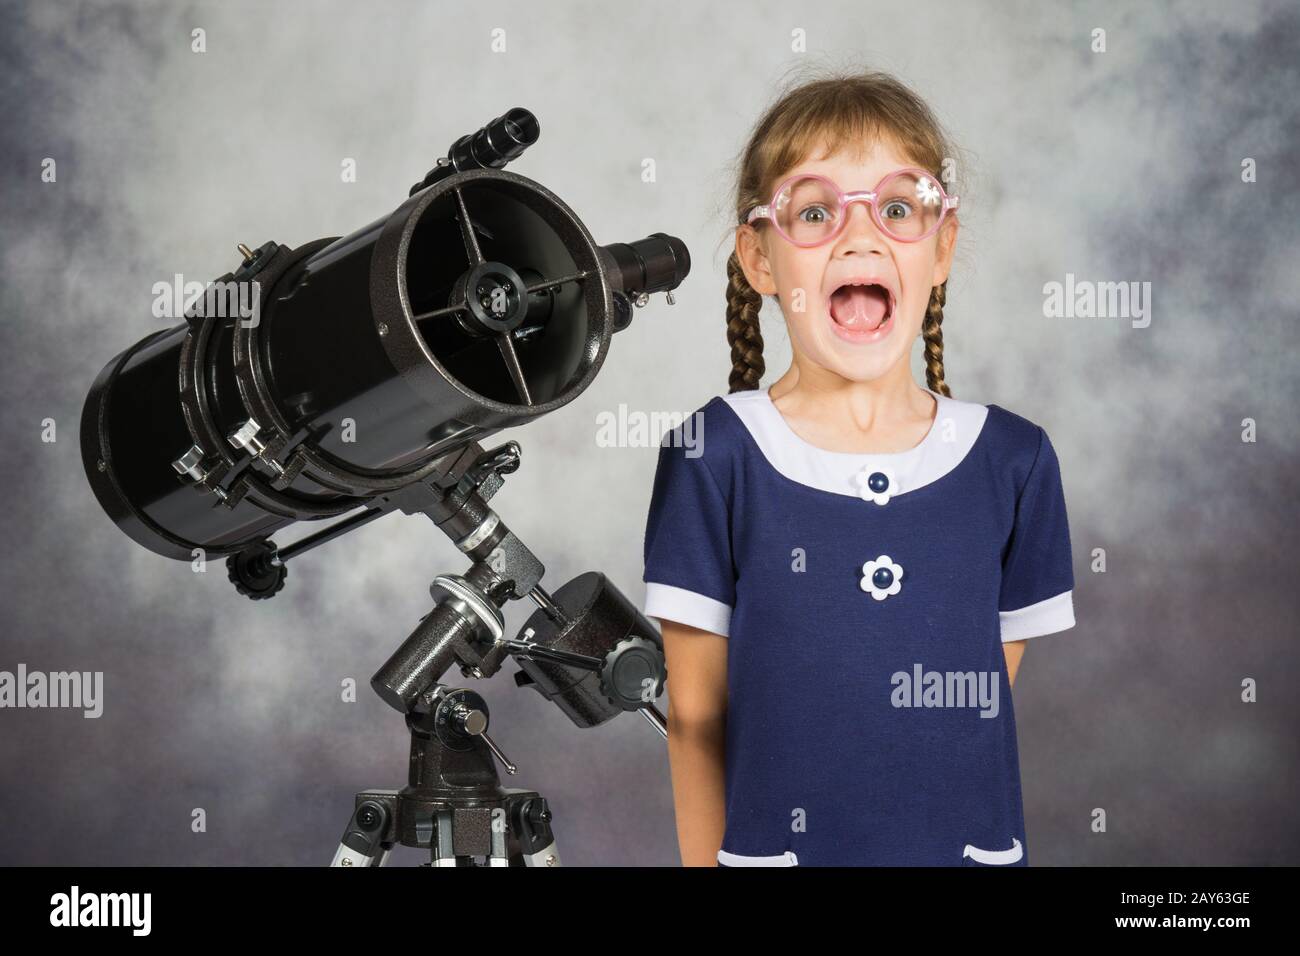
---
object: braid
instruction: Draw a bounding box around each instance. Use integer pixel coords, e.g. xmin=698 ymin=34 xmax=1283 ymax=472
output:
xmin=922 ymin=280 xmax=951 ymax=398
xmin=726 ymin=251 xmax=765 ymax=393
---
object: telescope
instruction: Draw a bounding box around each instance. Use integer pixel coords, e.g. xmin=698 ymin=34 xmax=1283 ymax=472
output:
xmin=79 ymin=108 xmax=687 ymax=866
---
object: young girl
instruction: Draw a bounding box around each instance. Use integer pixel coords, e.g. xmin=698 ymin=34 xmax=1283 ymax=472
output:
xmin=642 ymin=72 xmax=1076 ymax=867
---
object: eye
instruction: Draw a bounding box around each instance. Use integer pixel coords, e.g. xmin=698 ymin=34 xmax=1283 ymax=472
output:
xmin=797 ymin=204 xmax=833 ymax=224
xmin=881 ymin=199 xmax=913 ymax=221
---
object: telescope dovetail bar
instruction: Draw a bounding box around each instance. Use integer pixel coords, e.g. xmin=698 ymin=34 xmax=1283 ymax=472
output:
xmin=81 ymin=107 xmax=683 ymax=865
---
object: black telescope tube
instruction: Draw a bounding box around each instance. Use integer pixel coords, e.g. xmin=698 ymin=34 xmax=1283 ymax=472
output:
xmin=80 ymin=167 xmax=624 ymax=561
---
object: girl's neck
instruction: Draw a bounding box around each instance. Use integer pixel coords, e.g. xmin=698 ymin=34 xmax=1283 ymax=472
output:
xmin=766 ymin=362 xmax=937 ymax=456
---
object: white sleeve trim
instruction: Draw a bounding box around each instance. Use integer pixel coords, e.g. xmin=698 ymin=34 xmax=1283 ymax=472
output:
xmin=717 ymin=848 xmax=799 ymax=866
xmin=644 ymin=582 xmax=732 ymax=637
xmin=999 ymin=590 xmax=1075 ymax=642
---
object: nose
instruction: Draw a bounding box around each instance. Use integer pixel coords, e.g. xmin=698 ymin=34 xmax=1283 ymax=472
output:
xmin=833 ymin=198 xmax=889 ymax=254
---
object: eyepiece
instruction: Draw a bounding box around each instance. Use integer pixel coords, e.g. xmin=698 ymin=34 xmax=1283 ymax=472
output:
xmin=410 ymin=107 xmax=541 ymax=195
xmin=599 ymin=232 xmax=692 ymax=297
xmin=462 ymin=107 xmax=539 ymax=168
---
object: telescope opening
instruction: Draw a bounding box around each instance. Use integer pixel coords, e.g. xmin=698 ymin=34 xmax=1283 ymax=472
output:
xmin=404 ymin=177 xmax=604 ymax=409
xmin=501 ymin=108 xmax=539 ymax=150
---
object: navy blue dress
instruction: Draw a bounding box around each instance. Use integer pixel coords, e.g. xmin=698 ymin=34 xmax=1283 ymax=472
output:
xmin=642 ymin=387 xmax=1075 ymax=866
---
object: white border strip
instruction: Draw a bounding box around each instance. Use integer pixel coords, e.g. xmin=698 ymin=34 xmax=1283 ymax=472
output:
xmin=644 ymin=582 xmax=732 ymax=637
xmin=1000 ymin=590 xmax=1075 ymax=642
xmin=717 ymin=848 xmax=799 ymax=866
xmin=962 ymin=837 xmax=1023 ymax=864
xmin=720 ymin=387 xmax=989 ymax=499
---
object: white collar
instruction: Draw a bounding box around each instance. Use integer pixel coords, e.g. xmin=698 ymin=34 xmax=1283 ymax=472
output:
xmin=720 ymin=385 xmax=989 ymax=500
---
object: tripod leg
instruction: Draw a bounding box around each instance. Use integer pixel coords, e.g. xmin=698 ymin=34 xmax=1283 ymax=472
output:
xmin=331 ymin=798 xmax=393 ymax=867
xmin=489 ymin=807 xmax=510 ymax=866
xmin=332 ymin=843 xmax=391 ymax=867
xmin=510 ymin=795 xmax=562 ymax=867
xmin=520 ymin=836 xmax=561 ymax=867
xmin=431 ymin=809 xmax=457 ymax=867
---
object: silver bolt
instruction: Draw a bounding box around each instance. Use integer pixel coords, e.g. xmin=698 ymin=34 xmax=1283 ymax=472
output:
xmin=228 ymin=420 xmax=286 ymax=478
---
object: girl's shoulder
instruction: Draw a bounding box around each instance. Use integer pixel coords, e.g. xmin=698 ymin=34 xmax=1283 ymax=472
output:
xmin=980 ymin=400 xmax=1060 ymax=463
xmin=648 ymin=390 xmax=772 ymax=505
xmin=652 ymin=392 xmax=750 ymax=482
xmin=977 ymin=400 xmax=1069 ymax=498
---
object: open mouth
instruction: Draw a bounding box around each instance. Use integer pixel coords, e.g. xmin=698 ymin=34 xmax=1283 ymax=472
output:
xmin=828 ymin=282 xmax=894 ymax=337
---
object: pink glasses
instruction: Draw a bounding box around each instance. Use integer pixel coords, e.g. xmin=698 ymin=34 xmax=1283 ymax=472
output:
xmin=744 ymin=168 xmax=960 ymax=246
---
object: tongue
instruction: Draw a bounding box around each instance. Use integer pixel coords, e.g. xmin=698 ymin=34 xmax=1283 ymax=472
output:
xmin=830 ymin=285 xmax=889 ymax=331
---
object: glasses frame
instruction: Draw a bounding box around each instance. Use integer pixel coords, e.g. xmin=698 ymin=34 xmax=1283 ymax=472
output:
xmin=744 ymin=168 xmax=960 ymax=246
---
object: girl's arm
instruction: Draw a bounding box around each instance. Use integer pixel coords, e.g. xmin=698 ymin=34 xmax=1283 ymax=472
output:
xmin=660 ymin=620 xmax=729 ymax=866
xmin=1003 ymin=639 xmax=1027 ymax=687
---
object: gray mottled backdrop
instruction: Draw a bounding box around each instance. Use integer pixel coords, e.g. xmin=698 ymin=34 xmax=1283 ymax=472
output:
xmin=1 ymin=0 xmax=1296 ymax=865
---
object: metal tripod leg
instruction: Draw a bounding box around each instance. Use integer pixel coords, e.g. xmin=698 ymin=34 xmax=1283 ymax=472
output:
xmin=431 ymin=809 xmax=456 ymax=867
xmin=331 ymin=798 xmax=394 ymax=867
xmin=331 ymin=842 xmax=391 ymax=867
xmin=509 ymin=792 xmax=561 ymax=867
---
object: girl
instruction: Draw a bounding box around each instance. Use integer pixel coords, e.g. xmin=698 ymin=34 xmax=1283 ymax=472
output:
xmin=642 ymin=72 xmax=1076 ymax=867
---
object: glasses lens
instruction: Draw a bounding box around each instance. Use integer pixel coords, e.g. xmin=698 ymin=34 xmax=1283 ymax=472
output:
xmin=773 ymin=177 xmax=841 ymax=244
xmin=875 ymin=171 xmax=945 ymax=240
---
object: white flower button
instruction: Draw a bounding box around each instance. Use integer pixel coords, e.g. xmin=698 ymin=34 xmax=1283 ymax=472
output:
xmin=854 ymin=466 xmax=898 ymax=506
xmin=860 ymin=555 xmax=904 ymax=601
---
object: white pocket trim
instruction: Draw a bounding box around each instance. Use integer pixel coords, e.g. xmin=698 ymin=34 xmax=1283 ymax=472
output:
xmin=717 ymin=848 xmax=799 ymax=867
xmin=962 ymin=837 xmax=1023 ymax=865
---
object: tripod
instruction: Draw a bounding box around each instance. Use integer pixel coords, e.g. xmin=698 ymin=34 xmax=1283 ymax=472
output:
xmin=332 ymin=638 xmax=665 ymax=867
xmin=331 ymin=684 xmax=557 ymax=867
xmin=226 ymin=439 xmax=667 ymax=867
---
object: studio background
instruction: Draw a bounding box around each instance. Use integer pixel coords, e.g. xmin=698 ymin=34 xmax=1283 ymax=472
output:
xmin=1 ymin=0 xmax=1296 ymax=865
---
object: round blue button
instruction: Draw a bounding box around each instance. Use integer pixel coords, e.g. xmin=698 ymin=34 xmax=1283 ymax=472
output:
xmin=872 ymin=567 xmax=894 ymax=589
xmin=867 ymin=471 xmax=890 ymax=493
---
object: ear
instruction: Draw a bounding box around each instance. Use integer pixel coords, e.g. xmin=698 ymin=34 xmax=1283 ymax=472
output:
xmin=734 ymin=224 xmax=778 ymax=296
xmin=931 ymin=215 xmax=960 ymax=286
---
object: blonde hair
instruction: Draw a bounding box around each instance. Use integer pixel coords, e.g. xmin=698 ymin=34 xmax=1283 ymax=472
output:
xmin=727 ymin=70 xmax=958 ymax=396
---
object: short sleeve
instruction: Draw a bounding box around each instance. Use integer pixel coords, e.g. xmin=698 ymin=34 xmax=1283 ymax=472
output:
xmin=998 ymin=427 xmax=1076 ymax=641
xmin=642 ymin=431 xmax=736 ymax=637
